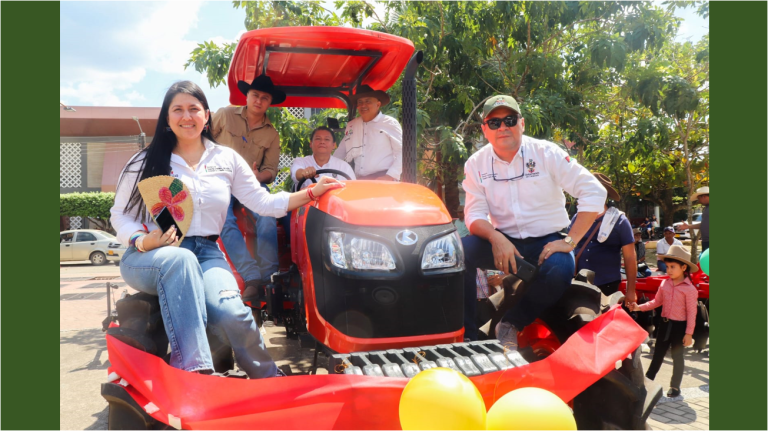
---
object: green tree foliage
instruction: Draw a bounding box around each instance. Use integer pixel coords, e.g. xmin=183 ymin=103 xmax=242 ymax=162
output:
xmin=184 ymin=1 xmax=708 ymax=220
xmin=60 ymin=192 xmax=116 ymax=233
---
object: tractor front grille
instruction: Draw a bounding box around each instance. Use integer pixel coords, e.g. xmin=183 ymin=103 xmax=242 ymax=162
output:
xmin=329 ymin=339 xmax=529 ymax=377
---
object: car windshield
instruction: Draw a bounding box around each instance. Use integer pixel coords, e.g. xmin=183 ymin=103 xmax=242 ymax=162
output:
xmin=97 ymin=231 xmax=116 ymax=239
xmin=693 ymin=213 xmax=702 ymax=222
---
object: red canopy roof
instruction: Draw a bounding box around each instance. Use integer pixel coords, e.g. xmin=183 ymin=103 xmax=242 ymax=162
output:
xmin=227 ymin=27 xmax=415 ymax=109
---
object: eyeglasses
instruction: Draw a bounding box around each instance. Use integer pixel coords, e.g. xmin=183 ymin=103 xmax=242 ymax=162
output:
xmin=484 ymin=115 xmax=520 ymax=130
xmin=491 ymin=149 xmax=525 ymax=182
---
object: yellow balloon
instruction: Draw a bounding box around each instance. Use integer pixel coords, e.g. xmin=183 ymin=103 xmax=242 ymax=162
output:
xmin=486 ymin=387 xmax=576 ymax=430
xmin=399 ymin=367 xmax=486 ymax=430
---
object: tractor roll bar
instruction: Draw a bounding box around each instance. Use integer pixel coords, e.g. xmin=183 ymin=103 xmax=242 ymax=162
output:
xmin=401 ymin=51 xmax=424 ymax=184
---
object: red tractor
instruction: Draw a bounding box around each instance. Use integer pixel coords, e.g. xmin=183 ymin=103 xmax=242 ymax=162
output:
xmin=102 ymin=27 xmax=661 ymax=430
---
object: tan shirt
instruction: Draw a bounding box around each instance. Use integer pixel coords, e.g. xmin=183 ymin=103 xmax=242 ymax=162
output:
xmin=212 ymin=106 xmax=280 ymax=182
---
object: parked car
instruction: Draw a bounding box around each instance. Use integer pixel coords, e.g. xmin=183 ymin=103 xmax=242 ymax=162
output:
xmin=673 ymin=213 xmax=702 ymax=240
xmin=60 ymin=229 xmax=127 ymax=265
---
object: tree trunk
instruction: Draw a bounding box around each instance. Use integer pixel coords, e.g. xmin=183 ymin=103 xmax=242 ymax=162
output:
xmin=443 ymin=163 xmax=461 ymax=219
xmin=658 ymin=188 xmax=676 ymax=229
xmin=680 ymin=114 xmax=698 ymax=264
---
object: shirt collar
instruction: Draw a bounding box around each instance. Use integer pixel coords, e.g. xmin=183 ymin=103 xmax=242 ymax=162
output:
xmin=312 ymin=154 xmax=333 ymax=168
xmin=237 ymin=106 xmax=272 ymax=128
xmin=489 ymin=136 xmax=527 ymax=164
xmin=364 ymin=111 xmax=385 ymax=124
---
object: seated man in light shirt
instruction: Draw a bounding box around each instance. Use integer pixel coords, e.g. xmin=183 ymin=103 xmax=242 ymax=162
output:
xmin=291 ymin=126 xmax=356 ymax=189
xmin=655 ymin=227 xmax=684 ymax=273
xmin=461 ymin=95 xmax=607 ymax=347
xmin=333 ymin=85 xmax=402 ymax=181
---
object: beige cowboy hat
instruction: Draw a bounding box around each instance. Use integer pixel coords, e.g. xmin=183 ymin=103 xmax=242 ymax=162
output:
xmin=591 ymin=172 xmax=621 ymax=201
xmin=690 ymin=186 xmax=709 ymax=202
xmin=662 ymin=245 xmax=700 ymax=273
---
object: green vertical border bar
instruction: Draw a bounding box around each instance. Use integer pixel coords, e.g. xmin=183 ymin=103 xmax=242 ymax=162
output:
xmin=1 ymin=2 xmax=60 ymax=429
xmin=710 ymin=2 xmax=767 ymax=430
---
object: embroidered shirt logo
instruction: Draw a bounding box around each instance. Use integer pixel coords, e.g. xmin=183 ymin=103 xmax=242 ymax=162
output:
xmin=526 ymin=159 xmax=537 ymax=173
xmin=203 ymin=165 xmax=233 ymax=174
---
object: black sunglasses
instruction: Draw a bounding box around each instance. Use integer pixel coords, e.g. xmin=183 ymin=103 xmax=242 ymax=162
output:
xmin=484 ymin=115 xmax=520 ymax=130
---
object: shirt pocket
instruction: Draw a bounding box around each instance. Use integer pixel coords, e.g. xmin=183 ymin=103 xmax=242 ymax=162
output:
xmin=519 ymin=171 xmax=560 ymax=210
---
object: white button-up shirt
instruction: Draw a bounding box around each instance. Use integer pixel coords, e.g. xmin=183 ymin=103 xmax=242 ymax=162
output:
xmin=290 ymin=155 xmax=356 ymax=189
xmin=655 ymin=238 xmax=683 ymax=256
xmin=463 ymin=135 xmax=606 ymax=239
xmin=110 ymin=139 xmax=290 ymax=246
xmin=333 ymin=111 xmax=403 ymax=179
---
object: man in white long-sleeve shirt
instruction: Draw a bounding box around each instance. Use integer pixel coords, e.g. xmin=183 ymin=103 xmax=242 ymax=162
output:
xmin=461 ymin=95 xmax=606 ymax=346
xmin=291 ymin=127 xmax=356 ymax=189
xmin=333 ymin=85 xmax=402 ymax=181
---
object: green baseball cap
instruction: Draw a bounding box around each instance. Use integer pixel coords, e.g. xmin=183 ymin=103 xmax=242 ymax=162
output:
xmin=482 ymin=95 xmax=521 ymax=118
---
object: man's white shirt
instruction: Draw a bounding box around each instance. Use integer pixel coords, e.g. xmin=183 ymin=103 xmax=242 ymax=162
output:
xmin=333 ymin=111 xmax=403 ymax=179
xmin=110 ymin=139 xmax=289 ymax=246
xmin=462 ymin=135 xmax=606 ymax=239
xmin=290 ymin=155 xmax=356 ymax=189
xmin=656 ymin=238 xmax=684 ymax=256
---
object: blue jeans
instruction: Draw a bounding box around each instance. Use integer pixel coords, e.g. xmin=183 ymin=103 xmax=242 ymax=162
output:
xmin=120 ymin=237 xmax=278 ymax=378
xmin=462 ymin=232 xmax=575 ymax=341
xmin=657 ymin=260 xmax=667 ymax=273
xmin=220 ymin=192 xmax=279 ymax=283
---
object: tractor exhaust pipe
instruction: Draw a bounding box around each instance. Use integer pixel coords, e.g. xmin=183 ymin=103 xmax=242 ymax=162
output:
xmin=401 ymin=51 xmax=423 ymax=184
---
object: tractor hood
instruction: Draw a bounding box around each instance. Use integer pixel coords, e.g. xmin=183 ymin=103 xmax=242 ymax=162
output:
xmin=314 ymin=181 xmax=453 ymax=227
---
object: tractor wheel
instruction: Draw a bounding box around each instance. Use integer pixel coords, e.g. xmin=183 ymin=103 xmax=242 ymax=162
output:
xmin=537 ymin=280 xmax=662 ymax=430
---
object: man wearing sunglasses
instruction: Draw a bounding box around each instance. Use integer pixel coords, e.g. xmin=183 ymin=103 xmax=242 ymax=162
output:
xmin=333 ymin=85 xmax=402 ymax=181
xmin=461 ymin=95 xmax=607 ymax=347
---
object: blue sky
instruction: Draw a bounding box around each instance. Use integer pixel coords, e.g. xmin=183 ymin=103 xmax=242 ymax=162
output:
xmin=60 ymin=1 xmax=708 ymax=111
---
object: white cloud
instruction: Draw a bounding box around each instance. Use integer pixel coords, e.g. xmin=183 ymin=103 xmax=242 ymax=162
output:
xmin=61 ymin=1 xmax=204 ymax=106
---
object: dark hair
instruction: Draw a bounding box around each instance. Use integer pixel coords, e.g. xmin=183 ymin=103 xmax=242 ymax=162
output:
xmin=117 ymin=81 xmax=215 ymax=222
xmin=310 ymin=126 xmax=336 ymax=143
xmin=663 ymin=258 xmax=691 ymax=279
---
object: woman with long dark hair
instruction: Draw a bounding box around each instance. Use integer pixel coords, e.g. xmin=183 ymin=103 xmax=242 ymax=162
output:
xmin=110 ymin=81 xmax=343 ymax=377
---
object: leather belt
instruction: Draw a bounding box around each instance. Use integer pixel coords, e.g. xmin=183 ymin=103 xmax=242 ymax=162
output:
xmin=190 ymin=235 xmax=219 ymax=242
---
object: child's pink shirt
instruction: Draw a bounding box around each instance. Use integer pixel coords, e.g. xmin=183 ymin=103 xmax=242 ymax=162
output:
xmin=638 ymin=277 xmax=698 ymax=334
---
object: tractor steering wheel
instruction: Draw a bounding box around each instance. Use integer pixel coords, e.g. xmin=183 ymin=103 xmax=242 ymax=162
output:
xmin=295 ymin=169 xmax=352 ymax=192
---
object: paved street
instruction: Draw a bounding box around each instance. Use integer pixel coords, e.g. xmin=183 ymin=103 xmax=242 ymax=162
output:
xmin=60 ymin=262 xmax=709 ymax=430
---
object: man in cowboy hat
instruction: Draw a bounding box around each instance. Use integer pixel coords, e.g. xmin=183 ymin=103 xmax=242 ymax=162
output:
xmin=212 ymin=75 xmax=287 ymax=301
xmin=678 ymin=186 xmax=709 ymax=252
xmin=333 ymin=85 xmax=402 ymax=181
xmin=569 ymin=172 xmax=637 ymax=300
xmin=461 ymin=94 xmax=607 ymax=345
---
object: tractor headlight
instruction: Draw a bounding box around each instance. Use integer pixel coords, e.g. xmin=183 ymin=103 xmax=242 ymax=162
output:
xmin=421 ymin=231 xmax=464 ymax=270
xmin=328 ymin=231 xmax=396 ymax=271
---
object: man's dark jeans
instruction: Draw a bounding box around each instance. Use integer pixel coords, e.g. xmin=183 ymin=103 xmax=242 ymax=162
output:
xmin=462 ymin=232 xmax=575 ymax=341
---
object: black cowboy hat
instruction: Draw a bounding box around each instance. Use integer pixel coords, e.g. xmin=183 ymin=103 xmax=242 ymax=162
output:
xmin=350 ymin=84 xmax=391 ymax=107
xmin=237 ymin=75 xmax=287 ymax=105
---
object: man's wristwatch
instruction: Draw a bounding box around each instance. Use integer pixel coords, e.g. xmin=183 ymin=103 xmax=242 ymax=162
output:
xmin=564 ymin=236 xmax=576 ymax=249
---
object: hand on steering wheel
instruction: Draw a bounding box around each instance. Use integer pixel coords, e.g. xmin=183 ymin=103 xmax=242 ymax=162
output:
xmin=295 ymin=169 xmax=352 ymax=191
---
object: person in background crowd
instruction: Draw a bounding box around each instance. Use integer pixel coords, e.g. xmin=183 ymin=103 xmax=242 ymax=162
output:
xmin=634 ymin=229 xmax=652 ymax=277
xmin=655 ymin=226 xmax=684 ymax=273
xmin=678 ymin=186 xmax=709 ymax=252
xmin=333 ymin=85 xmax=402 ymax=181
xmin=212 ymin=75 xmax=284 ymax=302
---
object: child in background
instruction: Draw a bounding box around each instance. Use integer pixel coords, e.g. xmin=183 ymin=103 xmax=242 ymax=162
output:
xmin=629 ymin=245 xmax=698 ymax=397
